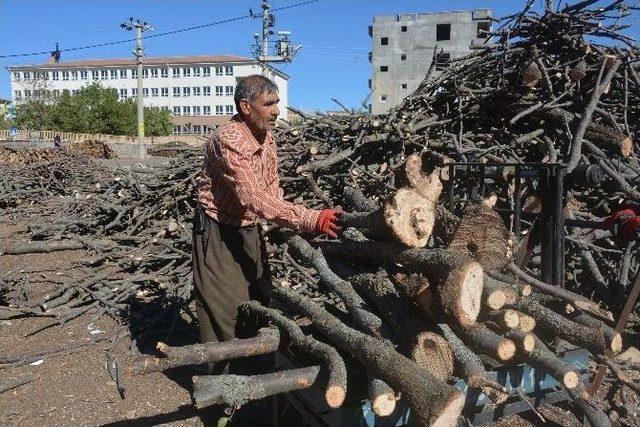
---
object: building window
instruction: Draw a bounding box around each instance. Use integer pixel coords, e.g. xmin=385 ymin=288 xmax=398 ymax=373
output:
xmin=23 ymin=72 xmax=31 ymax=80
xmin=161 ymin=106 xmax=169 ymax=111
xmin=225 ymin=86 xmax=234 ymax=96
xmin=203 ymin=86 xmax=211 ymax=96
xmin=183 ymin=106 xmax=191 ymax=116
xmin=52 ymin=71 xmax=59 ymax=81
xmin=401 ymin=54 xmax=407 ymax=61
xmin=132 ymin=88 xmax=138 ymax=96
xmin=100 ymin=70 xmax=107 ymax=79
xmin=161 ymin=87 xmax=169 ymax=97
xmin=215 ymin=86 xmax=223 ymax=96
xmin=225 ymin=105 xmax=234 ymax=115
xmin=143 ymin=88 xmax=149 ymax=97
xmin=380 ymin=65 xmax=388 ymax=72
xmin=151 ymin=87 xmax=159 ymax=97
xmin=436 ymin=23 xmax=451 ymax=41
xmin=119 ymin=88 xmax=127 ymax=99
xmin=193 ymin=106 xmax=201 ymax=115
xmin=477 ymin=21 xmax=491 ymax=38
xmin=173 ymin=87 xmax=181 ymax=97
xmin=24 ymin=89 xmax=31 ymax=98
xmin=52 ymin=89 xmax=60 ymax=97
xmin=151 ymin=68 xmax=158 ymax=78
xmin=183 ymin=67 xmax=191 ymax=77
xmin=110 ymin=69 xmax=118 ymax=79
xmin=435 ymin=52 xmax=451 ymax=70
xmin=14 ymin=90 xmax=22 ymax=99
xmin=173 ymin=106 xmax=181 ymax=116
xmin=142 ymin=69 xmax=149 ymax=78
xmin=401 ymin=83 xmax=408 ymax=90
xmin=182 ymin=125 xmax=191 ymax=134
xmin=182 ymin=87 xmax=191 ymax=96
xmin=225 ymin=66 xmax=233 ymax=76
xmin=193 ymin=67 xmax=201 ymax=77
xmin=62 ymin=71 xmax=70 ymax=81
xmin=381 ymin=37 xmax=389 ymax=45
xmin=80 ymin=70 xmax=88 ymax=80
xmin=193 ymin=125 xmax=202 ymax=134
xmin=161 ymin=68 xmax=168 ymax=78
xmin=173 ymin=126 xmax=181 ymax=135
xmin=120 ymin=69 xmax=127 ymax=79
xmin=13 ymin=72 xmax=21 ymax=80
xmin=380 ymin=95 xmax=387 ymax=102
xmin=203 ymin=105 xmax=211 ymax=115
xmin=215 ymin=66 xmax=223 ymax=76
xmin=132 ymin=69 xmax=138 ymax=79
xmin=203 ymin=67 xmax=210 ymax=77
xmin=193 ymin=86 xmax=201 ymax=96
xmin=71 ymin=71 xmax=78 ymax=80
xmin=215 ymin=105 xmax=224 ymax=115
xmin=401 ymin=25 xmax=407 ymax=32
xmin=72 ymin=89 xmax=79 ymax=96
xmin=172 ymin=68 xmax=180 ymax=78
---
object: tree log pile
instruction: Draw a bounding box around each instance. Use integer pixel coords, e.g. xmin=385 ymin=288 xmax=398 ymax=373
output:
xmin=2 ymin=1 xmax=640 ymax=425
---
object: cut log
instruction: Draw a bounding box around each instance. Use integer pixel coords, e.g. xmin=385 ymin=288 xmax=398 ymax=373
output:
xmin=567 ymin=386 xmax=612 ymax=427
xmin=516 ymin=311 xmax=537 ymax=333
xmin=320 ymin=241 xmax=483 ymax=327
xmin=447 ymin=204 xmax=512 ymax=270
xmin=569 ymin=312 xmax=622 ymax=354
xmin=509 ymin=298 xmax=607 ymax=355
xmin=522 ymin=334 xmax=580 ymax=389
xmin=129 ymin=328 xmax=280 ymax=375
xmin=240 ymin=301 xmax=347 ymax=408
xmin=485 ymin=309 xmax=520 ymax=330
xmin=504 ymin=329 xmax=535 ymax=354
xmin=522 ymin=61 xmax=542 ymax=87
xmin=193 ymin=366 xmax=324 ymax=409
xmin=437 ymin=323 xmax=507 ymax=403
xmin=349 ymin=273 xmax=454 ymax=381
xmin=456 ymin=323 xmax=516 ymax=362
xmin=368 ymin=376 xmax=396 ymax=417
xmin=271 ymin=286 xmax=465 ymax=427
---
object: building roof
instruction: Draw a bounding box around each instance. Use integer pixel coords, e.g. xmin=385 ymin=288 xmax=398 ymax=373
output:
xmin=9 ymin=54 xmax=254 ymax=70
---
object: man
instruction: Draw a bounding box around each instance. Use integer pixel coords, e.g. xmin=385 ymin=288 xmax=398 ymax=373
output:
xmin=193 ymin=75 xmax=341 ymax=364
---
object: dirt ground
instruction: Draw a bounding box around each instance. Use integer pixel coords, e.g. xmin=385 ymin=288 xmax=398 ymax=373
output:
xmin=0 ymin=216 xmax=221 ymax=427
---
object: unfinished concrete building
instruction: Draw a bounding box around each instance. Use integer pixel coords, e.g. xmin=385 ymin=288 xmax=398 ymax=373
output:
xmin=369 ymin=9 xmax=492 ymax=114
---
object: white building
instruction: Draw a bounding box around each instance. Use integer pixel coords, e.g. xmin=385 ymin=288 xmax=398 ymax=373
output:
xmin=7 ymin=54 xmax=289 ymax=135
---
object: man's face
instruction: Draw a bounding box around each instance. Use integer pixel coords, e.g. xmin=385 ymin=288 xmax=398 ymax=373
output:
xmin=240 ymin=90 xmax=280 ymax=136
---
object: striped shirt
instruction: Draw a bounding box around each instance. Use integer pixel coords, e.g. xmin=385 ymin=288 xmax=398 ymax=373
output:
xmin=197 ymin=115 xmax=320 ymax=232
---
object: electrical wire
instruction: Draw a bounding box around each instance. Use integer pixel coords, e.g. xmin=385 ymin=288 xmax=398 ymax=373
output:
xmin=0 ymin=0 xmax=320 ymax=59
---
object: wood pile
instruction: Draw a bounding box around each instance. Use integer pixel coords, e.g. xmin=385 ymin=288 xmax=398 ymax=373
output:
xmin=0 ymin=146 xmax=64 ymax=166
xmin=67 ymin=139 xmax=118 ymax=159
xmin=2 ymin=0 xmax=640 ymax=425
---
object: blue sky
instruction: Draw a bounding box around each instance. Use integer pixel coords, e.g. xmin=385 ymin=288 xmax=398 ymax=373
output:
xmin=1 ymin=1 xmax=638 ymax=111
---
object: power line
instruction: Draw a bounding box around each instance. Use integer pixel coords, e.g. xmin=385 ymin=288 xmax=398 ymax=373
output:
xmin=0 ymin=0 xmax=319 ymax=60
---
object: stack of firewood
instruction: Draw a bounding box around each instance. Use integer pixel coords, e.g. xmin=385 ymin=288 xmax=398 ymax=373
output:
xmin=1 ymin=0 xmax=639 ymax=424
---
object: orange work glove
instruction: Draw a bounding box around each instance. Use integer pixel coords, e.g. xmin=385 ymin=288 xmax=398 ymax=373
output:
xmin=315 ymin=209 xmax=342 ymax=239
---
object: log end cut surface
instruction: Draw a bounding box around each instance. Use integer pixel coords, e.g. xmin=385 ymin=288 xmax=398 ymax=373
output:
xmin=371 ymin=392 xmax=397 ymax=417
xmin=383 ymin=187 xmax=437 ymax=248
xmin=451 ymin=261 xmax=484 ymax=327
xmin=431 ymin=390 xmax=466 ymax=427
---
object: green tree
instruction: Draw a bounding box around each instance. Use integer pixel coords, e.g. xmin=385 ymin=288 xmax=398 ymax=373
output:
xmin=13 ymin=82 xmax=172 ymax=136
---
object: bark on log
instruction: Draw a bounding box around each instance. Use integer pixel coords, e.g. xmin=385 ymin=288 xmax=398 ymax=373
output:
xmin=524 ymin=334 xmax=580 ymax=389
xmin=485 ymin=309 xmax=520 ymax=330
xmin=568 ymin=312 xmax=622 ymax=354
xmin=504 ymin=329 xmax=535 ymax=354
xmin=320 ymin=241 xmax=483 ymax=327
xmin=447 ymin=204 xmax=512 ymax=270
xmin=455 ymin=323 xmax=516 ymax=362
xmin=437 ymin=323 xmax=507 ymax=403
xmin=509 ymin=298 xmax=607 ymax=356
xmin=0 ymin=239 xmax=85 ymax=255
xmin=568 ymin=386 xmax=612 ymax=427
xmin=240 ymin=301 xmax=347 ymax=408
xmin=129 ymin=328 xmax=280 ymax=375
xmin=193 ymin=366 xmax=323 ymax=409
xmin=271 ymin=286 xmax=465 ymax=427
xmin=349 ymin=273 xmax=454 ymax=381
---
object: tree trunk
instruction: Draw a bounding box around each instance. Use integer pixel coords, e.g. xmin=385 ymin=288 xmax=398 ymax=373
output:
xmin=455 ymin=323 xmax=516 ymax=362
xmin=129 ymin=328 xmax=280 ymax=375
xmin=321 ymin=241 xmax=483 ymax=327
xmin=271 ymin=286 xmax=465 ymax=427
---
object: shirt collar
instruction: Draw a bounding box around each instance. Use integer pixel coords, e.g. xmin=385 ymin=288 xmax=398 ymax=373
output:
xmin=234 ymin=114 xmax=274 ymax=154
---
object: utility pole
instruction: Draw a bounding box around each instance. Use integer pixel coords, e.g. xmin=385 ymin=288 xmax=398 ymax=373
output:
xmin=121 ymin=18 xmax=153 ymax=159
xmin=251 ymin=0 xmax=301 ymax=75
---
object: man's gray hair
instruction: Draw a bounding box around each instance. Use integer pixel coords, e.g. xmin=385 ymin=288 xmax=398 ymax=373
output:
xmin=234 ymin=75 xmax=279 ymax=112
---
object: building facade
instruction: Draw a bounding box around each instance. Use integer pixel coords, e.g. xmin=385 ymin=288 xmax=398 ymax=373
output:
xmin=7 ymin=55 xmax=288 ymax=135
xmin=369 ymin=9 xmax=492 ymax=114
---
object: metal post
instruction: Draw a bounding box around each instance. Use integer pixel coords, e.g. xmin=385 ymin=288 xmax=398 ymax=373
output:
xmin=262 ymin=0 xmax=270 ymax=60
xmin=552 ymin=167 xmax=566 ymax=288
xmin=514 ymin=166 xmax=522 ymax=237
xmin=540 ymin=170 xmax=554 ymax=285
xmin=135 ymin=25 xmax=145 ymax=159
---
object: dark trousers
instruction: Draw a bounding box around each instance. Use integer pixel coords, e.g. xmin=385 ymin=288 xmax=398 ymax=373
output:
xmin=192 ymin=209 xmax=272 ymax=374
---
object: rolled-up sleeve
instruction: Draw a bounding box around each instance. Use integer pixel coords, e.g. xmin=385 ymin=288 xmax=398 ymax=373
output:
xmin=211 ymin=131 xmax=320 ymax=233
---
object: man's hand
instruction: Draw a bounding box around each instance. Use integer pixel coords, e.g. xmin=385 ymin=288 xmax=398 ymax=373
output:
xmin=315 ymin=209 xmax=342 ymax=238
